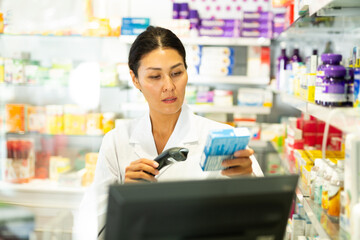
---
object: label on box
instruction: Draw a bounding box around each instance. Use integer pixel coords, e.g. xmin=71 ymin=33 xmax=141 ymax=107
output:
xmin=200 ymin=127 xmax=250 ymax=171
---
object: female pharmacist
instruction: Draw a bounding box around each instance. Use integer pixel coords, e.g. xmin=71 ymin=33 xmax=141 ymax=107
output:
xmin=75 ymin=26 xmax=263 ymax=239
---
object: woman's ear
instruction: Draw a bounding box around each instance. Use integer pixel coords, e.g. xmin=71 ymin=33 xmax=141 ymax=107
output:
xmin=130 ymin=70 xmax=141 ymax=90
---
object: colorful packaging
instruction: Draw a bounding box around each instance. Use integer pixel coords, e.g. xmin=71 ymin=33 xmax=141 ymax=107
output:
xmin=64 ymin=105 xmax=86 ymax=135
xmin=121 ymin=17 xmax=150 ymax=35
xmin=6 ymin=104 xmax=26 ymax=133
xmin=0 ymin=57 xmax=4 ymax=83
xmin=86 ymin=113 xmax=103 ymax=135
xmin=27 ymin=106 xmax=46 ymax=133
xmin=49 ymin=156 xmax=71 ymax=181
xmin=5 ymin=139 xmax=35 ymax=183
xmin=46 ymin=105 xmax=64 ymax=135
xmin=102 ymin=112 xmax=115 ymax=134
xmin=35 ymin=151 xmax=50 ymax=179
xmin=82 ymin=152 xmax=98 ymax=187
xmin=200 ymin=128 xmax=250 ymax=171
xmin=199 ymin=26 xmax=240 ymax=38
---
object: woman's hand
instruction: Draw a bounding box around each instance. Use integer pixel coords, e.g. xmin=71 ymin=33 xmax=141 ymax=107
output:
xmin=124 ymin=158 xmax=160 ymax=183
xmin=221 ymin=148 xmax=254 ymax=177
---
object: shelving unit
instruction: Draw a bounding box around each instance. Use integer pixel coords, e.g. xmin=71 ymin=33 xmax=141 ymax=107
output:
xmin=121 ymin=102 xmax=271 ymax=115
xmin=273 ymin=1 xmax=360 ymax=239
xmin=188 ymin=75 xmax=269 ymax=85
xmin=280 ymin=93 xmax=360 ymax=134
xmin=309 ymin=0 xmax=360 ymax=16
xmin=119 ymin=35 xmax=271 ymax=46
xmin=271 ymin=142 xmax=339 ymax=240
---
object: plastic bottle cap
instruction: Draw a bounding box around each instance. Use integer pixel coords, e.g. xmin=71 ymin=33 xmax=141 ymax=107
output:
xmin=321 ymin=53 xmax=342 ymax=64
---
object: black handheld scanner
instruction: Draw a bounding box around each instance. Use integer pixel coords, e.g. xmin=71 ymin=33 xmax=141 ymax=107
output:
xmin=154 ymin=147 xmax=189 ymax=171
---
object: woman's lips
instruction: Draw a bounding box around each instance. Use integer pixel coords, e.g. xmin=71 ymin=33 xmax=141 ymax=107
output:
xmin=162 ymin=97 xmax=177 ymax=103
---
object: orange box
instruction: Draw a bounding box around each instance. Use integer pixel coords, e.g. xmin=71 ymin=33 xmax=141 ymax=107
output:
xmin=6 ymin=104 xmax=26 ymax=133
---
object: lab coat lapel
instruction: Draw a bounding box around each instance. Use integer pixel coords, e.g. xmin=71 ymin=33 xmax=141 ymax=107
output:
xmin=129 ymin=112 xmax=158 ymax=159
xmin=129 ymin=104 xmax=199 ymax=159
xmin=164 ymin=104 xmax=199 ymax=149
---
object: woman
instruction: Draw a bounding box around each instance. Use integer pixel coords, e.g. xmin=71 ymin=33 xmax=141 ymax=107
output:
xmin=75 ymin=26 xmax=263 ymax=239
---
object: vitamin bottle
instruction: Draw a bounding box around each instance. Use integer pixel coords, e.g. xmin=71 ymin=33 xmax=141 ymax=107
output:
xmin=328 ymin=169 xmax=344 ymax=218
xmin=315 ymin=54 xmax=342 ymax=105
xmin=322 ymin=65 xmax=347 ymax=107
xmin=82 ymin=152 xmax=98 ymax=187
xmin=314 ymin=159 xmax=325 ymax=205
xmin=310 ymin=158 xmax=322 ymax=200
xmin=321 ymin=166 xmax=334 ymax=210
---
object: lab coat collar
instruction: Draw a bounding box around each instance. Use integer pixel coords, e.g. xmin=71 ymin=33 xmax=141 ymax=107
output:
xmin=129 ymin=104 xmax=199 ymax=158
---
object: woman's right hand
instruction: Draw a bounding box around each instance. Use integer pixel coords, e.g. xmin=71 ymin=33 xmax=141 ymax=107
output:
xmin=124 ymin=158 xmax=160 ymax=183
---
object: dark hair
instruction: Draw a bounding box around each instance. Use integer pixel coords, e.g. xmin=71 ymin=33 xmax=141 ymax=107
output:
xmin=128 ymin=26 xmax=187 ymax=78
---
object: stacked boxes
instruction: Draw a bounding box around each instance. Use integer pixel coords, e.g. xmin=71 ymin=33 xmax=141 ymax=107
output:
xmin=5 ymin=103 xmax=114 ymax=136
xmin=199 ymin=19 xmax=241 ymax=38
xmin=121 ymin=17 xmax=150 ymax=36
xmin=199 ymin=46 xmax=235 ymax=76
xmin=241 ymin=11 xmax=273 ymax=38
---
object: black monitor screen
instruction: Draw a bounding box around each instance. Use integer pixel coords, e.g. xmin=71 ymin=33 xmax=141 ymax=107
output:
xmin=105 ymin=175 xmax=298 ymax=240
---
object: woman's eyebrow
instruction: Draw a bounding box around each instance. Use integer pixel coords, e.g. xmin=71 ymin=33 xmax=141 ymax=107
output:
xmin=146 ymin=63 xmax=183 ymax=71
xmin=170 ymin=63 xmax=183 ymax=69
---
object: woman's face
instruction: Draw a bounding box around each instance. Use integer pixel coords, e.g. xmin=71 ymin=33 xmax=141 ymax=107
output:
xmin=131 ymin=48 xmax=188 ymax=116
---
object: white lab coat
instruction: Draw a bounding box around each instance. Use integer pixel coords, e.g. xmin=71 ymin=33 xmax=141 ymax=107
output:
xmin=74 ymin=104 xmax=263 ymax=239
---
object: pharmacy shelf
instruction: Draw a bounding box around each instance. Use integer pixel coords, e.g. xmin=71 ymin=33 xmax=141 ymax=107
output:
xmin=271 ymin=142 xmax=340 ymax=240
xmin=280 ymin=93 xmax=360 ymax=134
xmin=119 ymin=35 xmax=271 ymax=46
xmin=301 ymin=197 xmax=340 ymax=240
xmin=270 ymin=142 xmax=297 ymax=175
xmin=0 ymin=180 xmax=85 ymax=234
xmin=0 ymin=180 xmax=85 ymax=209
xmin=121 ymin=103 xmax=271 ymax=115
xmin=6 ymin=132 xmax=104 ymax=138
xmin=188 ymin=75 xmax=269 ymax=85
xmin=309 ymin=0 xmax=360 ymax=16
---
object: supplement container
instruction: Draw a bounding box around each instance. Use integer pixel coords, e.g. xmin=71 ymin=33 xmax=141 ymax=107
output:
xmin=321 ymin=166 xmax=334 ymax=210
xmin=276 ymin=48 xmax=288 ymax=91
xmin=5 ymin=138 xmax=35 ymax=183
xmin=310 ymin=158 xmax=322 ymax=200
xmin=322 ymin=65 xmax=347 ymax=107
xmin=290 ymin=48 xmax=302 ymax=63
xmin=315 ymin=54 xmax=342 ymax=105
xmin=82 ymin=152 xmax=98 ymax=187
xmin=328 ymin=169 xmax=344 ymax=218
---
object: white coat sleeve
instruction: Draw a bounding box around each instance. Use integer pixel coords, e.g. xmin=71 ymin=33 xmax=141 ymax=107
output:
xmin=73 ymin=131 xmax=120 ymax=240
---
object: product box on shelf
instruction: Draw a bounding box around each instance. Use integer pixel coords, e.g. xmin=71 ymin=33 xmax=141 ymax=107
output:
xmin=199 ymin=26 xmax=240 ymax=38
xmin=27 ymin=106 xmax=46 ymax=133
xmin=200 ymin=127 xmax=250 ymax=171
xmin=64 ymin=105 xmax=87 ymax=135
xmin=121 ymin=17 xmax=150 ymax=36
xmin=237 ymin=88 xmax=272 ymax=107
xmin=247 ymin=46 xmax=270 ymax=78
xmin=6 ymin=104 xmax=27 ymax=133
xmin=5 ymin=138 xmax=35 ymax=184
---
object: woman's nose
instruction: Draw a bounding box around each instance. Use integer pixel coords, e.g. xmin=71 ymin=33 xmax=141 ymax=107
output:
xmin=162 ymin=75 xmax=175 ymax=92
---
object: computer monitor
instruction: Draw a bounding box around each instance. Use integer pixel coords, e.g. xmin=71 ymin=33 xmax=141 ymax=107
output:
xmin=105 ymin=175 xmax=298 ymax=240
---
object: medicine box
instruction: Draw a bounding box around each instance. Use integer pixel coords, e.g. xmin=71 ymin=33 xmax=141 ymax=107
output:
xmin=200 ymin=128 xmax=250 ymax=171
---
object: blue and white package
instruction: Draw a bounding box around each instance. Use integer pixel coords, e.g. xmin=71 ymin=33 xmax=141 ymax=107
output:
xmin=200 ymin=127 xmax=250 ymax=171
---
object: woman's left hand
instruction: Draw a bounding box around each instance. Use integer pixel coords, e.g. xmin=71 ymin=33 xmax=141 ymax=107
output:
xmin=221 ymin=148 xmax=254 ymax=177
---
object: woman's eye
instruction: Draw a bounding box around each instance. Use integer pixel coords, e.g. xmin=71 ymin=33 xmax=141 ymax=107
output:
xmin=172 ymin=71 xmax=182 ymax=77
xmin=149 ymin=75 xmax=161 ymax=79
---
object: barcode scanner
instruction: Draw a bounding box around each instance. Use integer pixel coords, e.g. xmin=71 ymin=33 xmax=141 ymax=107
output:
xmin=154 ymin=147 xmax=189 ymax=170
